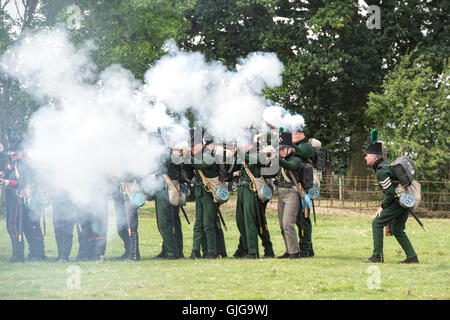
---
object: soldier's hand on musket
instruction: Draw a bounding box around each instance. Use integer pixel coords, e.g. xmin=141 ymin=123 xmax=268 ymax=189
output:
xmin=374 ymin=206 xmax=383 ymax=218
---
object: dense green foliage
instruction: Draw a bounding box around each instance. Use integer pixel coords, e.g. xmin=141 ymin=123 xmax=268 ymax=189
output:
xmin=0 ymin=0 xmax=449 ymax=179
xmin=367 ymin=53 xmax=449 ymax=181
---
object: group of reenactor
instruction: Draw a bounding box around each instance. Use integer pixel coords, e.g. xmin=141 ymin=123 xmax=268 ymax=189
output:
xmin=0 ymin=125 xmax=419 ymax=264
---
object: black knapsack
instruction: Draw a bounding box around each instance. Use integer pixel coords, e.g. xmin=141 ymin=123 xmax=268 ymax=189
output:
xmin=313 ymin=147 xmax=327 ymax=171
xmin=308 ymin=138 xmax=328 ymax=171
xmin=300 ymin=162 xmax=314 ymax=190
xmin=388 ymin=156 xmax=416 ymax=187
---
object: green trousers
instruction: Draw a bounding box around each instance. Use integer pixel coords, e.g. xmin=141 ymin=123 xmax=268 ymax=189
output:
xmin=372 ymin=203 xmax=417 ymax=258
xmin=192 ymin=185 xmax=217 ymax=255
xmin=201 ymin=218 xmax=227 ymax=257
xmin=155 ymin=190 xmax=183 ymax=258
xmin=235 ymin=199 xmax=273 ymax=256
xmin=297 ymin=210 xmax=313 ymax=254
xmin=236 ymin=185 xmax=271 ymax=255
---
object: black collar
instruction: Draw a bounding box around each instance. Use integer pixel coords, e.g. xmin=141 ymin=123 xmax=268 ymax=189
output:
xmin=372 ymin=158 xmax=384 ymax=172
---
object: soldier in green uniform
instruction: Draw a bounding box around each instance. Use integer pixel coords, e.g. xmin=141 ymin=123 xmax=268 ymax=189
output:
xmin=154 ymin=156 xmax=184 ymax=260
xmin=363 ymin=131 xmax=419 ymax=264
xmin=188 ymin=129 xmax=224 ymax=259
xmin=292 ymin=129 xmax=316 ymax=257
xmin=276 ymin=131 xmax=304 ymax=259
xmin=233 ymin=138 xmax=275 ymax=259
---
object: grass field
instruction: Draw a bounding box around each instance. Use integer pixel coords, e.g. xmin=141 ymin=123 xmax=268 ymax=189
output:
xmin=0 ymin=197 xmax=449 ymax=300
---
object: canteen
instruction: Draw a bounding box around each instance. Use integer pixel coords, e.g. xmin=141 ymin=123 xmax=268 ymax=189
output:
xmin=27 ymin=191 xmax=51 ymax=210
xmin=131 ymin=191 xmax=146 ymax=207
xmin=215 ymin=187 xmax=229 ymax=202
xmin=308 ymin=185 xmax=320 ymax=200
xmin=301 ymin=192 xmax=312 ymax=210
xmin=27 ymin=196 xmax=37 ymax=211
xmin=258 ymin=185 xmax=273 ymax=202
xmin=399 ymin=193 xmax=415 ymax=209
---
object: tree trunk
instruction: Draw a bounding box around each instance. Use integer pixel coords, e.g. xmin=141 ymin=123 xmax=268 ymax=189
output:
xmin=346 ymin=127 xmax=372 ymax=178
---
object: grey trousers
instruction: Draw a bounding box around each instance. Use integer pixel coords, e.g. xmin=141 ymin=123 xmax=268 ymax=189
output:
xmin=278 ymin=187 xmax=300 ymax=254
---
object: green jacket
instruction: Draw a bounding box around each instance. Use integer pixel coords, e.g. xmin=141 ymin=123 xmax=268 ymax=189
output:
xmin=374 ymin=159 xmax=399 ymax=209
xmin=293 ymin=138 xmax=315 ymax=163
xmin=163 ymin=157 xmax=181 ymax=180
xmin=278 ymin=153 xmax=302 ymax=184
xmin=190 ymin=152 xmax=218 ymax=187
xmin=237 ymin=150 xmax=266 ymax=185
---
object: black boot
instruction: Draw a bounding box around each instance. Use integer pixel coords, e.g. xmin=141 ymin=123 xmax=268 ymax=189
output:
xmin=399 ymin=256 xmax=419 ymax=264
xmin=307 ymin=244 xmax=315 ymax=257
xmin=233 ymin=248 xmax=247 ymax=259
xmin=27 ymin=226 xmax=46 ymax=261
xmin=363 ymin=254 xmax=384 ymax=263
xmin=242 ymin=253 xmax=258 ymax=259
xmin=9 ymin=237 xmax=25 ymax=263
xmin=154 ymin=251 xmax=166 ymax=259
xmin=127 ymin=234 xmax=140 ymax=261
xmin=277 ymin=252 xmax=290 ymax=259
xmin=205 ymin=253 xmax=218 ymax=259
xmin=263 ymin=250 xmax=275 ymax=258
xmin=189 ymin=250 xmax=201 ymax=259
xmin=289 ymin=253 xmax=302 ymax=259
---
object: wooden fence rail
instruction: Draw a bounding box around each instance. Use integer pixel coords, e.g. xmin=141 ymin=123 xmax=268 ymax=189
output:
xmin=313 ymin=175 xmax=450 ymax=215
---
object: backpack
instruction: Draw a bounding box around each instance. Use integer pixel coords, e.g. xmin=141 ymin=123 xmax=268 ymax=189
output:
xmin=300 ymin=162 xmax=314 ymax=191
xmin=388 ymin=156 xmax=421 ymax=210
xmin=309 ymin=138 xmax=327 ymax=171
xmin=388 ymin=156 xmax=416 ymax=187
xmin=396 ymin=180 xmax=421 ymax=210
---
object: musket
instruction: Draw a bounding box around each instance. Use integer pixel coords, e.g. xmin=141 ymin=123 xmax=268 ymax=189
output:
xmin=18 ymin=195 xmax=24 ymax=242
xmin=260 ymin=201 xmax=269 ymax=233
xmin=75 ymin=215 xmax=83 ymax=233
xmin=288 ymin=170 xmax=309 ymax=219
xmin=409 ymin=209 xmax=427 ymax=232
xmin=253 ymin=193 xmax=264 ymax=235
xmin=298 ymin=206 xmax=305 ymax=238
xmin=216 ymin=204 xmax=227 ymax=231
xmin=180 ymin=205 xmax=191 ymax=225
xmin=312 ymin=199 xmax=317 ymax=227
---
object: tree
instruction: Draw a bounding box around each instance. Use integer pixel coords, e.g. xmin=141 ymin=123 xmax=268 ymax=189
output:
xmin=367 ymin=52 xmax=450 ymax=181
xmin=0 ymin=0 xmax=41 ymax=147
xmin=40 ymin=0 xmax=196 ymax=80
xmin=181 ymin=0 xmax=449 ymax=177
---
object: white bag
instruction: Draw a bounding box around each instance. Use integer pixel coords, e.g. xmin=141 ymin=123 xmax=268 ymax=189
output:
xmin=395 ymin=180 xmax=421 ymax=210
xmin=163 ymin=174 xmax=185 ymax=207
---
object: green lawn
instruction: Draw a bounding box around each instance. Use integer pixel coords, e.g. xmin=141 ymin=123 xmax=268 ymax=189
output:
xmin=0 ymin=199 xmax=449 ymax=300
